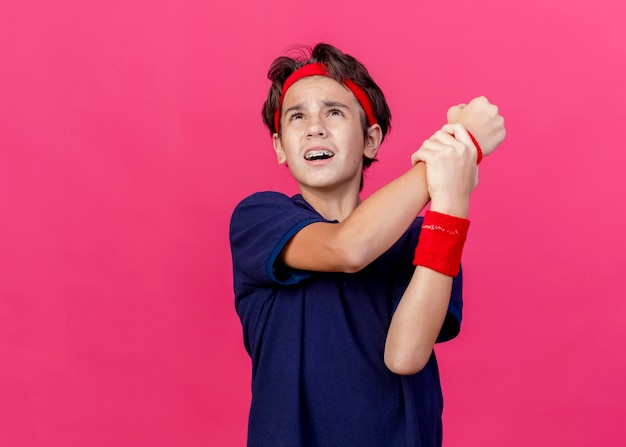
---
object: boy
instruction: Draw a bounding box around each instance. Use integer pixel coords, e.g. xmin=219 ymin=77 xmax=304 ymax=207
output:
xmin=230 ymin=43 xmax=505 ymax=446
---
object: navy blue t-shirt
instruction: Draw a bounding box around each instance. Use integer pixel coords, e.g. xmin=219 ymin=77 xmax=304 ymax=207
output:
xmin=230 ymin=192 xmax=463 ymax=447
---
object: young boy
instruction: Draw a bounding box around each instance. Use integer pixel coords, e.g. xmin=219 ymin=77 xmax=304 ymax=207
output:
xmin=230 ymin=43 xmax=505 ymax=446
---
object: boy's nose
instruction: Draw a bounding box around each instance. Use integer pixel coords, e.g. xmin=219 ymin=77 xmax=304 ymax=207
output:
xmin=306 ymin=116 xmax=326 ymax=137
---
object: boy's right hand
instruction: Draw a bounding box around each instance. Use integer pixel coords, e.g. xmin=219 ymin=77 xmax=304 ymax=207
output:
xmin=411 ymin=124 xmax=478 ymax=218
xmin=447 ymin=96 xmax=506 ymax=157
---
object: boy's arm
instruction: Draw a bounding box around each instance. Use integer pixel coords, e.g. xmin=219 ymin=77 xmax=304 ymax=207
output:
xmin=384 ymin=119 xmax=504 ymax=375
xmin=384 ymin=265 xmax=457 ymax=375
xmin=280 ymin=97 xmax=504 ymax=274
xmin=280 ymin=162 xmax=430 ymax=273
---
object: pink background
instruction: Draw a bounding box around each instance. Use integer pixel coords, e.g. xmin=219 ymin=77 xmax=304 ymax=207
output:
xmin=1 ymin=0 xmax=625 ymax=446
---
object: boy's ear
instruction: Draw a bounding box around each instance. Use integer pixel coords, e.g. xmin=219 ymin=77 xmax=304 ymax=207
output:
xmin=363 ymin=124 xmax=383 ymax=159
xmin=273 ymin=133 xmax=287 ymax=165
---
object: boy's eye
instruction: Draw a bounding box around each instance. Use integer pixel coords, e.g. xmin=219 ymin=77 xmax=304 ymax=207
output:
xmin=329 ymin=109 xmax=343 ymax=117
xmin=289 ymin=113 xmax=304 ymax=121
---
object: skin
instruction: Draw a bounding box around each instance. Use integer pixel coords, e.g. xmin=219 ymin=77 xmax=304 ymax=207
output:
xmin=273 ymin=76 xmax=380 ymax=221
xmin=273 ymin=76 xmax=506 ymax=374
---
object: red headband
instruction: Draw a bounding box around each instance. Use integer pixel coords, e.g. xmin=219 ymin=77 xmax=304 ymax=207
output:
xmin=273 ymin=62 xmax=378 ymax=133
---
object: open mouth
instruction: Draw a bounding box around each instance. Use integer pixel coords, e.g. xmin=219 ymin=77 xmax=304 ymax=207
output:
xmin=304 ymin=149 xmax=335 ymax=161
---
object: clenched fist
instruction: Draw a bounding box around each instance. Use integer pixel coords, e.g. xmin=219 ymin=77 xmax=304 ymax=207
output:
xmin=447 ymin=96 xmax=506 ymax=157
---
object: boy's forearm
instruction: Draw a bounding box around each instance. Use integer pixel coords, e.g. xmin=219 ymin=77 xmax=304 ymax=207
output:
xmin=384 ymin=266 xmax=453 ymax=375
xmin=281 ymin=163 xmax=430 ymax=273
xmin=339 ymin=162 xmax=431 ymax=266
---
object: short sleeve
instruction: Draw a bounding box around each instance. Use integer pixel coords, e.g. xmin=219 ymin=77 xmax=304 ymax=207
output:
xmin=230 ymin=192 xmax=326 ymax=286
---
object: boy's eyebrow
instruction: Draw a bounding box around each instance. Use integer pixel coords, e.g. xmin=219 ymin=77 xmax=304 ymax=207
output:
xmin=283 ymin=100 xmax=350 ymax=116
xmin=283 ymin=103 xmax=304 ymax=116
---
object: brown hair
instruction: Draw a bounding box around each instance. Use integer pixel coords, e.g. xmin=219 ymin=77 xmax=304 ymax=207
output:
xmin=261 ymin=43 xmax=392 ymax=171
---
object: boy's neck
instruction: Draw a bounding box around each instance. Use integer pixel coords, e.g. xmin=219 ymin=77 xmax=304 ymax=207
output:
xmin=300 ymin=186 xmax=362 ymax=222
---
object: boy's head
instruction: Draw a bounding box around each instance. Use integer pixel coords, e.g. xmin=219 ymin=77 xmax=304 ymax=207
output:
xmin=262 ymin=43 xmax=391 ymax=171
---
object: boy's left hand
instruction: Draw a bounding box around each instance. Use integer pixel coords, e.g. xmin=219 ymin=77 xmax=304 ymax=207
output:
xmin=447 ymin=96 xmax=506 ymax=157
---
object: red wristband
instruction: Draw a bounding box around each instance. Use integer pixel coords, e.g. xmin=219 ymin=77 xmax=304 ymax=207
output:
xmin=413 ymin=211 xmax=470 ymax=277
xmin=467 ymin=131 xmax=483 ymax=164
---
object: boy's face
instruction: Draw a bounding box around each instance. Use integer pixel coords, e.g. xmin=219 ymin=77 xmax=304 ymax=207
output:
xmin=273 ymin=76 xmax=381 ymax=195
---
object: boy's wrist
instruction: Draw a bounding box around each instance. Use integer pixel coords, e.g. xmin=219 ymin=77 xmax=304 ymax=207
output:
xmin=413 ymin=210 xmax=470 ymax=277
xmin=429 ymin=199 xmax=469 ymax=219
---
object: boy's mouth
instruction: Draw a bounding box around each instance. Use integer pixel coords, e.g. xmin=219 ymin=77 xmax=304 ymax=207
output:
xmin=304 ymin=149 xmax=334 ymax=161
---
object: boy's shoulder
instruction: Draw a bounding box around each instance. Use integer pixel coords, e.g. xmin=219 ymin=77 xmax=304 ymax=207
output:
xmin=233 ymin=191 xmax=314 ymax=216
xmin=230 ymin=191 xmax=323 ymax=238
xmin=236 ymin=190 xmax=290 ymax=206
